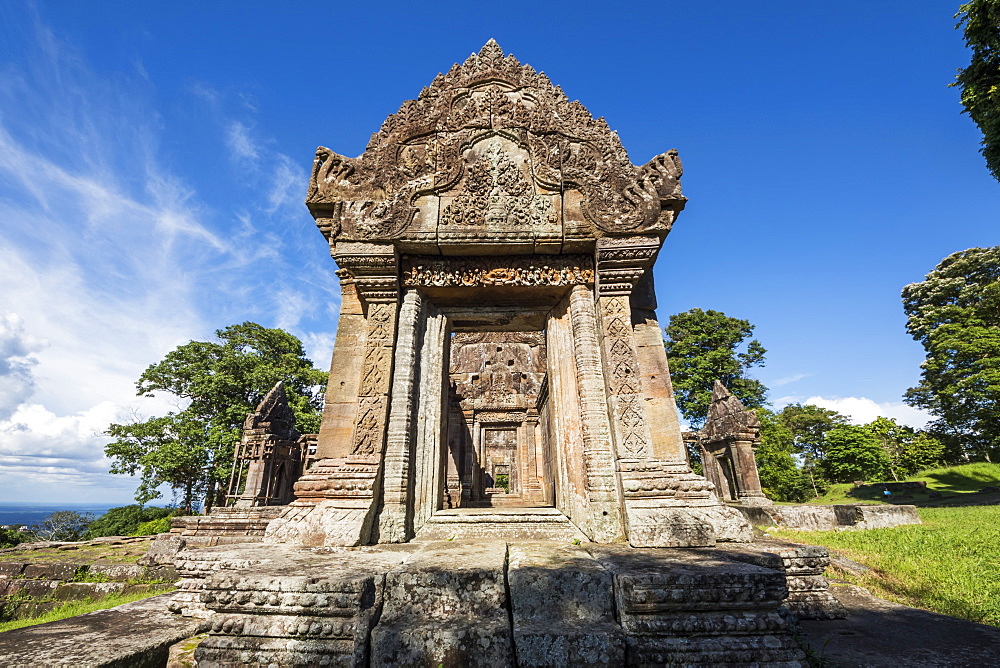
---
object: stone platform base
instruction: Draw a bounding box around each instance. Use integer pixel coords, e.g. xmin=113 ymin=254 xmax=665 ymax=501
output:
xmin=736 ymin=503 xmax=921 ymax=531
xmin=173 ymin=540 xmax=809 ymax=667
xmin=414 ymin=507 xmax=590 ymax=542
xmin=170 ymin=506 xmax=288 ymax=547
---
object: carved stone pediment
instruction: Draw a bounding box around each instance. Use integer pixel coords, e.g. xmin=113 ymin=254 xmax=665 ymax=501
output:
xmin=307 ymin=39 xmax=686 ymax=255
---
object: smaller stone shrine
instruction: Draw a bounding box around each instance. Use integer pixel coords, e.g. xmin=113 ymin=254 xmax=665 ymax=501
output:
xmin=226 ymin=381 xmax=305 ymax=508
xmin=696 ymin=381 xmax=773 ymax=506
xmin=168 ymin=382 xmax=316 ymax=546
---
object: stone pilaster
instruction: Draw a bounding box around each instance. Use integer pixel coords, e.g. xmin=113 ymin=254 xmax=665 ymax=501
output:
xmin=377 ymin=288 xmax=425 ymax=542
xmin=733 ymin=438 xmax=771 ymax=506
xmin=263 ymin=243 xmax=400 ymax=547
xmin=411 ymin=302 xmax=449 ymax=535
xmin=594 ymin=236 xmax=752 ymax=547
xmin=567 ymin=284 xmax=627 ymax=544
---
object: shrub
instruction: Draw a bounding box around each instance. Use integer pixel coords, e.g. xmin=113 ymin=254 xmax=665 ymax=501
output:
xmin=83 ymin=505 xmax=175 ymax=539
xmin=130 ymin=517 xmax=173 ymax=536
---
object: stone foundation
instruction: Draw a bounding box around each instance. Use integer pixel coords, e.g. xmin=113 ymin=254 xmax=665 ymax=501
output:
xmin=172 ymin=540 xmax=808 ymax=666
xmin=169 ymin=506 xmax=288 ymax=547
xmin=737 ymin=503 xmax=921 ymax=531
xmin=717 ymin=541 xmax=848 ymax=620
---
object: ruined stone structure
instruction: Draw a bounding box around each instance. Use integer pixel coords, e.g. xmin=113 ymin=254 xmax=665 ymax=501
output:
xmin=227 ymin=382 xmax=305 ymax=508
xmin=263 ymin=40 xmax=751 ymax=550
xmin=697 ymin=381 xmax=772 ymax=506
xmin=169 ymin=383 xmax=314 ymax=546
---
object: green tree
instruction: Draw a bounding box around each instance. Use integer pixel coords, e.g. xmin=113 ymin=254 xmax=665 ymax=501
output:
xmin=773 ymin=403 xmax=849 ymax=496
xmin=664 ymin=309 xmax=767 ymax=427
xmin=954 ymin=0 xmax=1000 ymax=181
xmin=0 ymin=527 xmax=32 ymax=548
xmin=902 ymin=247 xmax=1000 ymax=461
xmin=866 ymin=417 xmax=912 ymax=482
xmin=776 ymin=404 xmax=850 ymax=464
xmin=822 ymin=425 xmax=891 ymax=483
xmin=755 ymin=409 xmax=816 ymax=502
xmin=34 ymin=510 xmax=94 ymax=541
xmin=82 ymin=505 xmax=176 ymax=539
xmin=105 ymin=322 xmax=328 ymax=512
xmin=899 ymin=432 xmax=947 ymax=475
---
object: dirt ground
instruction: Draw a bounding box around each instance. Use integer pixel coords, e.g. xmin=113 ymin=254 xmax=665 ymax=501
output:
xmin=799 ymin=582 xmax=1000 ymax=667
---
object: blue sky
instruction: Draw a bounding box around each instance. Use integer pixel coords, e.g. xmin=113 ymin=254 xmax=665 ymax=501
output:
xmin=0 ymin=1 xmax=995 ymax=504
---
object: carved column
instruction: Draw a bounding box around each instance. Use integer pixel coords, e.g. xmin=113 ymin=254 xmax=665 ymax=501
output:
xmin=732 ymin=438 xmax=770 ymax=506
xmin=568 ymin=284 xmax=627 ymax=543
xmin=699 ymin=446 xmax=732 ymax=502
xmin=545 ymin=302 xmax=588 ymax=527
xmin=377 ymin=288 xmax=425 ymax=542
xmin=411 ymin=302 xmax=449 ymax=535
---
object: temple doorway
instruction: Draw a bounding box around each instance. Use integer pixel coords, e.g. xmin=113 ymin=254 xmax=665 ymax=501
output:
xmin=444 ymin=331 xmax=554 ymax=508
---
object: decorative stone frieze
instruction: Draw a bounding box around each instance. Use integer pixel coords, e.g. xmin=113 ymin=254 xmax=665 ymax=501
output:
xmin=401 ymin=255 xmax=593 ymax=287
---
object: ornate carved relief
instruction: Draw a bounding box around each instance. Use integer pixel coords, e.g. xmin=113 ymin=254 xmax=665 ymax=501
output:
xmin=306 ymin=40 xmax=686 ymax=244
xmin=350 ymin=301 xmax=398 ymax=457
xmin=596 ymin=236 xmax=660 ymax=296
xmin=601 ymin=296 xmax=651 ymax=458
xmin=402 ymin=255 xmax=593 ymax=287
xmin=440 ymin=138 xmax=556 ymax=229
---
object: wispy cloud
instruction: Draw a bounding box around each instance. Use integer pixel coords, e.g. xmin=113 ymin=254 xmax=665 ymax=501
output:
xmin=769 ymin=373 xmax=811 ymax=387
xmin=773 ymin=395 xmax=932 ymax=429
xmin=226 ymin=121 xmax=260 ymax=161
xmin=0 ymin=313 xmax=44 ymax=420
xmin=0 ymin=10 xmax=337 ymax=502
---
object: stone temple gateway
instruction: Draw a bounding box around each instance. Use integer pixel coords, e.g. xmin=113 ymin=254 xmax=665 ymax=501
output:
xmin=159 ymin=42 xmax=852 ymax=667
xmin=263 ymin=39 xmax=750 ymax=549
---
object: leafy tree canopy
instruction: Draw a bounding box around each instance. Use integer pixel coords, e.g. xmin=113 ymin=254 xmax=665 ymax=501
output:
xmin=822 ymin=424 xmax=891 ymax=483
xmin=902 ymin=247 xmax=1000 ymax=461
xmin=775 ymin=403 xmax=850 ymax=464
xmin=82 ymin=505 xmax=175 ymax=539
xmin=35 ymin=510 xmax=94 ymax=541
xmin=755 ymin=409 xmax=817 ymax=502
xmin=954 ymin=0 xmax=1000 ymax=180
xmin=105 ymin=322 xmax=328 ymax=512
xmin=664 ymin=308 xmax=767 ymax=427
xmin=0 ymin=527 xmax=33 ymax=548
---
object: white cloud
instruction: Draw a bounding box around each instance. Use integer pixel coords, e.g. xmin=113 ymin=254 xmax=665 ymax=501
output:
xmin=226 ymin=121 xmax=260 ymax=161
xmin=267 ymin=154 xmax=306 ymax=213
xmin=799 ymin=395 xmax=932 ymax=429
xmin=0 ymin=313 xmax=45 ymax=420
xmin=770 ymin=373 xmax=811 ymax=387
xmin=0 ymin=11 xmax=339 ymax=504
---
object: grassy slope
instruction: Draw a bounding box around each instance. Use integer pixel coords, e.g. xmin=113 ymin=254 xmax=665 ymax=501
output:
xmin=797 ymin=462 xmax=1000 ymax=506
xmin=772 ymin=505 xmax=1000 ymax=627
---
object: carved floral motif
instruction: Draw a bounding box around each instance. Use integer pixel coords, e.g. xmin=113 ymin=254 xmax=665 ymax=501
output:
xmin=601 ymin=296 xmax=651 ymax=458
xmin=402 ymin=255 xmax=593 ymax=287
xmin=440 ymin=139 xmax=555 ymax=229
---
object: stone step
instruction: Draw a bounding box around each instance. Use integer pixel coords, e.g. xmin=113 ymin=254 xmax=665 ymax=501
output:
xmin=508 ymin=542 xmax=624 ymax=667
xmin=371 ymin=541 xmax=513 ymax=667
xmin=178 ymin=541 xmax=810 ymax=667
xmin=414 ymin=507 xmax=590 ymax=542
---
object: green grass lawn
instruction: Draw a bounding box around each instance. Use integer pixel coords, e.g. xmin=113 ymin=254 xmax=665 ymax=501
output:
xmin=0 ymin=587 xmax=174 ymax=633
xmin=772 ymin=505 xmax=1000 ymax=627
xmin=795 ymin=462 xmax=1000 ymax=506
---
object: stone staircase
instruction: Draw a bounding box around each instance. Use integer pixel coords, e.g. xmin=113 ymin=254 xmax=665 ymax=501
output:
xmin=413 ymin=507 xmax=590 ymax=542
xmin=168 ymin=505 xmax=287 ymax=547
